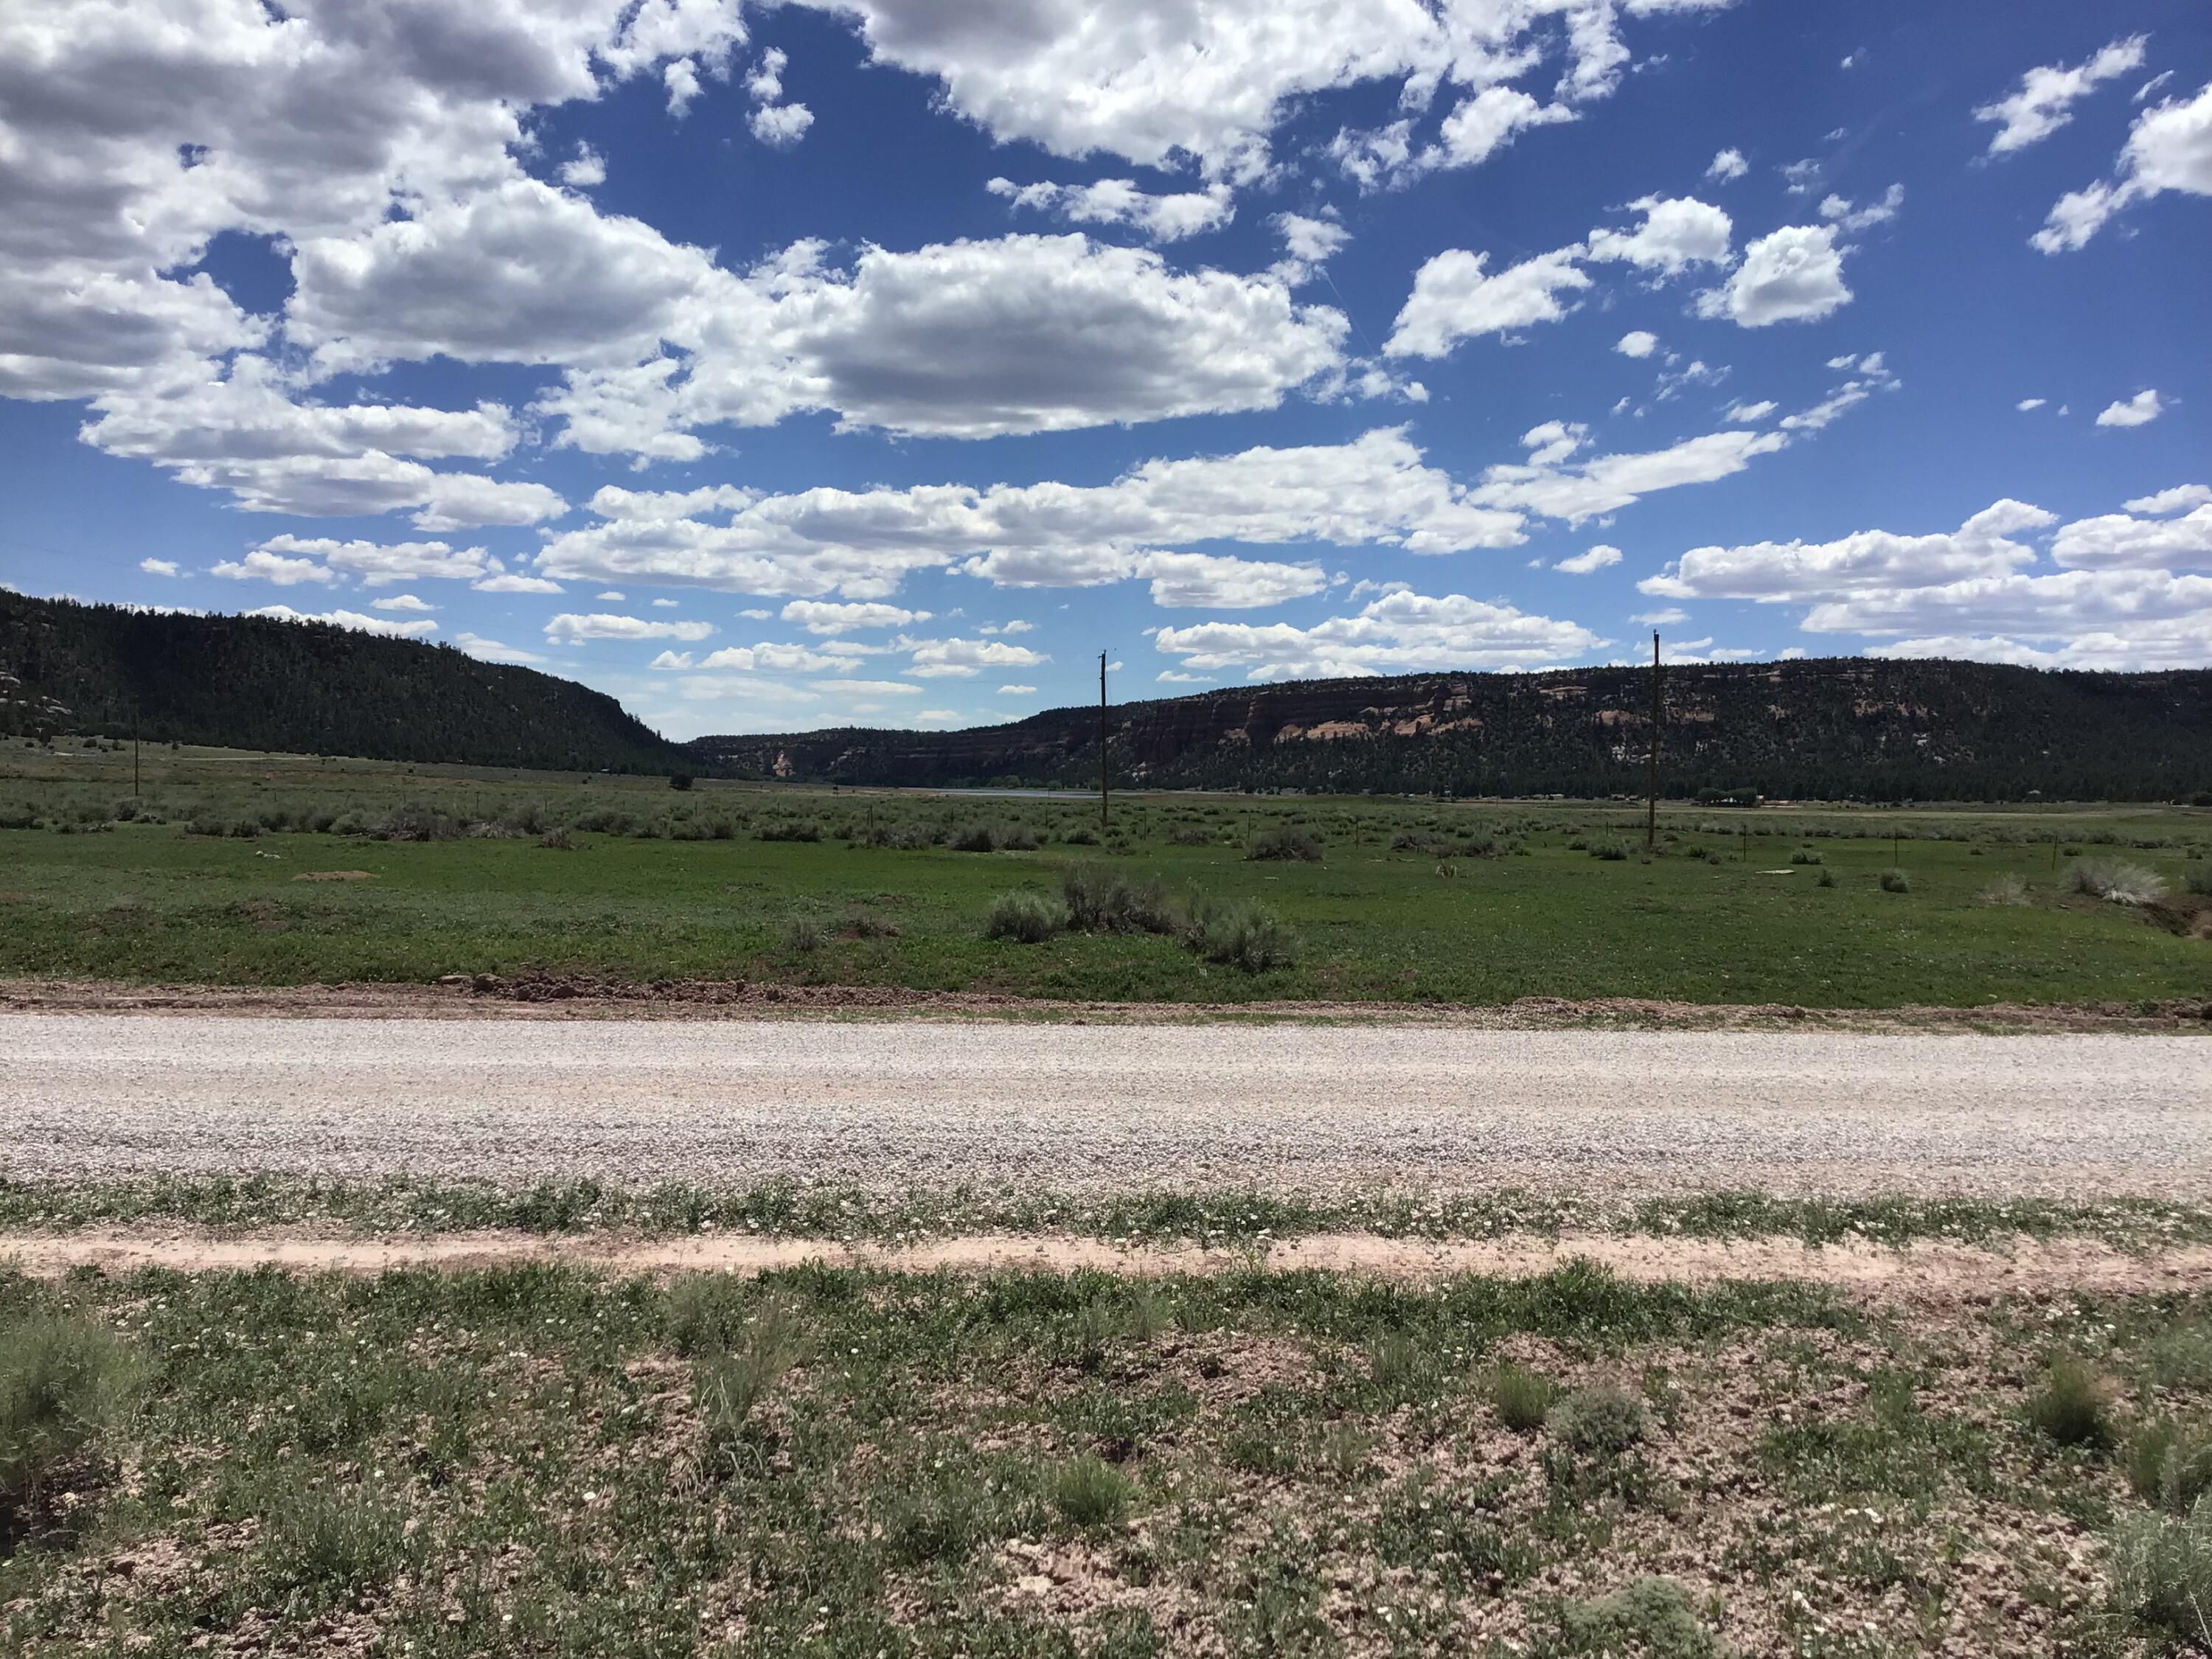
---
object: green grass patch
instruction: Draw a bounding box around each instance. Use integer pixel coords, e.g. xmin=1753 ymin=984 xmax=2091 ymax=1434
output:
xmin=3 ymin=746 xmax=2209 ymax=1005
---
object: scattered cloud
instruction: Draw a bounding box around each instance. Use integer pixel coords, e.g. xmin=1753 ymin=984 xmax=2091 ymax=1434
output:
xmin=1695 ymin=224 xmax=1852 ymax=327
xmin=246 ymin=605 xmax=438 ymax=639
xmin=560 ymin=144 xmax=607 ymax=189
xmin=2033 ymin=81 xmax=2212 ymax=252
xmin=2096 ymin=389 xmax=2163 ymax=428
xmin=781 ymin=600 xmax=931 ymax=633
xmin=544 ymin=613 xmax=717 ymax=643
xmin=2016 ymin=397 xmax=2047 ymax=412
xmin=1582 ymin=195 xmax=1733 ymax=275
xmin=1976 ymin=35 xmax=2147 ymax=155
xmin=453 ymin=632 xmax=548 ymax=664
xmin=1555 ymin=544 xmax=1623 ymax=574
xmin=538 ymin=428 xmax=1530 ymax=599
xmin=987 ymin=177 xmax=1233 ymax=242
xmin=1818 ymin=184 xmax=1904 ymax=233
xmin=1615 ymin=330 xmax=1659 ymax=358
xmin=1385 ymin=247 xmax=1590 ymax=357
xmin=2125 ymin=484 xmax=2212 ymax=515
xmin=1705 ymin=147 xmax=1747 ymax=182
xmin=139 ymin=558 xmax=180 ymax=577
xmin=906 ymin=637 xmax=1049 ymax=678
xmin=1154 ymin=588 xmax=1607 ymax=681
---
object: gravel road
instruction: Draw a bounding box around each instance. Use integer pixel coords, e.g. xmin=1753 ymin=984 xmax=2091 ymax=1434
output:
xmin=5 ymin=1015 xmax=2208 ymax=1198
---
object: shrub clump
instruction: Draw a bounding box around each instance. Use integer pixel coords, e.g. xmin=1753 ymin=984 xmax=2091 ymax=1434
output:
xmin=1062 ymin=864 xmax=1176 ymax=934
xmin=1 ymin=1311 xmax=146 ymax=1512
xmin=1048 ymin=1455 xmax=1133 ymax=1528
xmin=1183 ymin=895 xmax=1296 ymax=973
xmin=2127 ymin=1419 xmax=2212 ymax=1513
xmin=754 ymin=818 xmax=819 ymax=843
xmin=1588 ymin=837 xmax=1632 ymax=862
xmin=1548 ymin=1383 xmax=1650 ymax=1458
xmin=984 ymin=890 xmax=1065 ymax=944
xmin=1245 ymin=826 xmax=1322 ymax=863
xmin=1559 ymin=1577 xmax=1724 ymax=1658
xmin=1982 ymin=872 xmax=2031 ymax=905
xmin=2108 ymin=1497 xmax=2212 ymax=1648
xmin=2025 ymin=1357 xmax=2115 ymax=1449
xmin=2069 ymin=858 xmax=2167 ymax=906
xmin=1488 ymin=1363 xmax=1557 ymax=1433
xmin=1878 ymin=868 xmax=1912 ymax=894
xmin=776 ymin=914 xmax=824 ymax=954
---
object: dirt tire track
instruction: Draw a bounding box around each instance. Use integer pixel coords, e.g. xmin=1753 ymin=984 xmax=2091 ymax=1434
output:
xmin=7 ymin=1226 xmax=2208 ymax=1301
xmin=8 ymin=976 xmax=2212 ymax=1031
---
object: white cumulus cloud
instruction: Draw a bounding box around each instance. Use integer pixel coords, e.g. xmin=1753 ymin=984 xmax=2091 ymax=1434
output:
xmin=2096 ymin=389 xmax=2164 ymax=427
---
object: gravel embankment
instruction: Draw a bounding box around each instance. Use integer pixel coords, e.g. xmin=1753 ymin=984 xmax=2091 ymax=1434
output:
xmin=5 ymin=1014 xmax=2209 ymax=1199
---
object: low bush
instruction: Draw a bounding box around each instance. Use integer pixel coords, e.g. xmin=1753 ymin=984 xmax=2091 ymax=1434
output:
xmin=1790 ymin=846 xmax=1823 ymax=865
xmin=1587 ymin=837 xmax=1632 ymax=861
xmin=695 ymin=1303 xmax=807 ymax=1463
xmin=949 ymin=822 xmax=1005 ymax=852
xmin=2127 ymin=1419 xmax=2212 ymax=1513
xmin=756 ymin=818 xmax=823 ymax=844
xmin=1558 ymin=1577 xmax=1722 ymax=1658
xmin=1 ymin=1311 xmax=146 ymax=1512
xmin=371 ymin=804 xmax=460 ymax=842
xmin=2108 ymin=1497 xmax=2212 ymax=1648
xmin=1489 ymin=1363 xmax=1557 ymax=1433
xmin=1548 ymin=1383 xmax=1649 ymax=1458
xmin=1062 ymin=864 xmax=1177 ymax=935
xmin=984 ymin=890 xmax=1064 ymax=944
xmin=1815 ymin=866 xmax=1837 ymax=888
xmin=2025 ymin=1357 xmax=2114 ymax=1449
xmin=1183 ymin=896 xmax=1296 ymax=973
xmin=537 ymin=826 xmax=577 ymax=850
xmin=1048 ymin=1456 xmax=1133 ymax=1528
xmin=1879 ymin=868 xmax=1912 ymax=894
xmin=777 ymin=914 xmax=824 ymax=954
xmin=2069 ymin=858 xmax=2168 ymax=906
xmin=1245 ymin=826 xmax=1322 ymax=863
xmin=1982 ymin=873 xmax=2031 ymax=905
xmin=254 ymin=1476 xmax=414 ymax=1607
xmin=838 ymin=906 xmax=900 ymax=940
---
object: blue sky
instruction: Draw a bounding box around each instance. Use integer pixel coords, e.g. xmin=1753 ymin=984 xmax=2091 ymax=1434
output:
xmin=2 ymin=0 xmax=2207 ymax=738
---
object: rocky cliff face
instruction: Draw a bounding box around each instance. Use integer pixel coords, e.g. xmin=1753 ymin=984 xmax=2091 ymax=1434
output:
xmin=685 ymin=658 xmax=2212 ymax=802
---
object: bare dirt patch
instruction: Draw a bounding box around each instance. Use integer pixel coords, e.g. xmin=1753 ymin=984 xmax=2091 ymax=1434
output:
xmin=7 ymin=1225 xmax=2209 ymax=1302
xmin=291 ymin=869 xmax=375 ymax=883
xmin=6 ymin=975 xmax=2211 ymax=1030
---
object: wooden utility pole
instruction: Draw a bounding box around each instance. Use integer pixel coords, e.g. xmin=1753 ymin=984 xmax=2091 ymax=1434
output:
xmin=1644 ymin=631 xmax=1661 ymax=854
xmin=1099 ymin=651 xmax=1110 ymax=835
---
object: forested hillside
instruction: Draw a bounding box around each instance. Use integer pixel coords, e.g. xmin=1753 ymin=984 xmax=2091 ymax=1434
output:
xmin=692 ymin=658 xmax=2212 ymax=803
xmin=0 ymin=592 xmax=684 ymax=773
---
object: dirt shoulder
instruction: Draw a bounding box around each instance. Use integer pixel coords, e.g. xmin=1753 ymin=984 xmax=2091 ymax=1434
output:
xmin=7 ymin=975 xmax=2212 ymax=1031
xmin=7 ymin=1224 xmax=2208 ymax=1301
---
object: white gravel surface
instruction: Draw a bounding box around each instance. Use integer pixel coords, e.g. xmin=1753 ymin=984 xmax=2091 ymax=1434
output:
xmin=4 ymin=1015 xmax=2208 ymax=1198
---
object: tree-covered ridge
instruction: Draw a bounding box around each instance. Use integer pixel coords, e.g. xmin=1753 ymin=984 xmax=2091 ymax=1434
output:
xmin=690 ymin=658 xmax=2212 ymax=803
xmin=0 ymin=592 xmax=684 ymax=774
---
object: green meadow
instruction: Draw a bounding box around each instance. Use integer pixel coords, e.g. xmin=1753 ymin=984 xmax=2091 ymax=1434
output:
xmin=2 ymin=740 xmax=2208 ymax=1006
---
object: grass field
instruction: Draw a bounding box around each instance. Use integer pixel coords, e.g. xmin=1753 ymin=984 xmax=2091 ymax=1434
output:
xmin=5 ymin=740 xmax=2211 ymax=1005
xmin=4 ymin=1256 xmax=2211 ymax=1657
xmin=4 ymin=740 xmax=2208 ymax=1006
